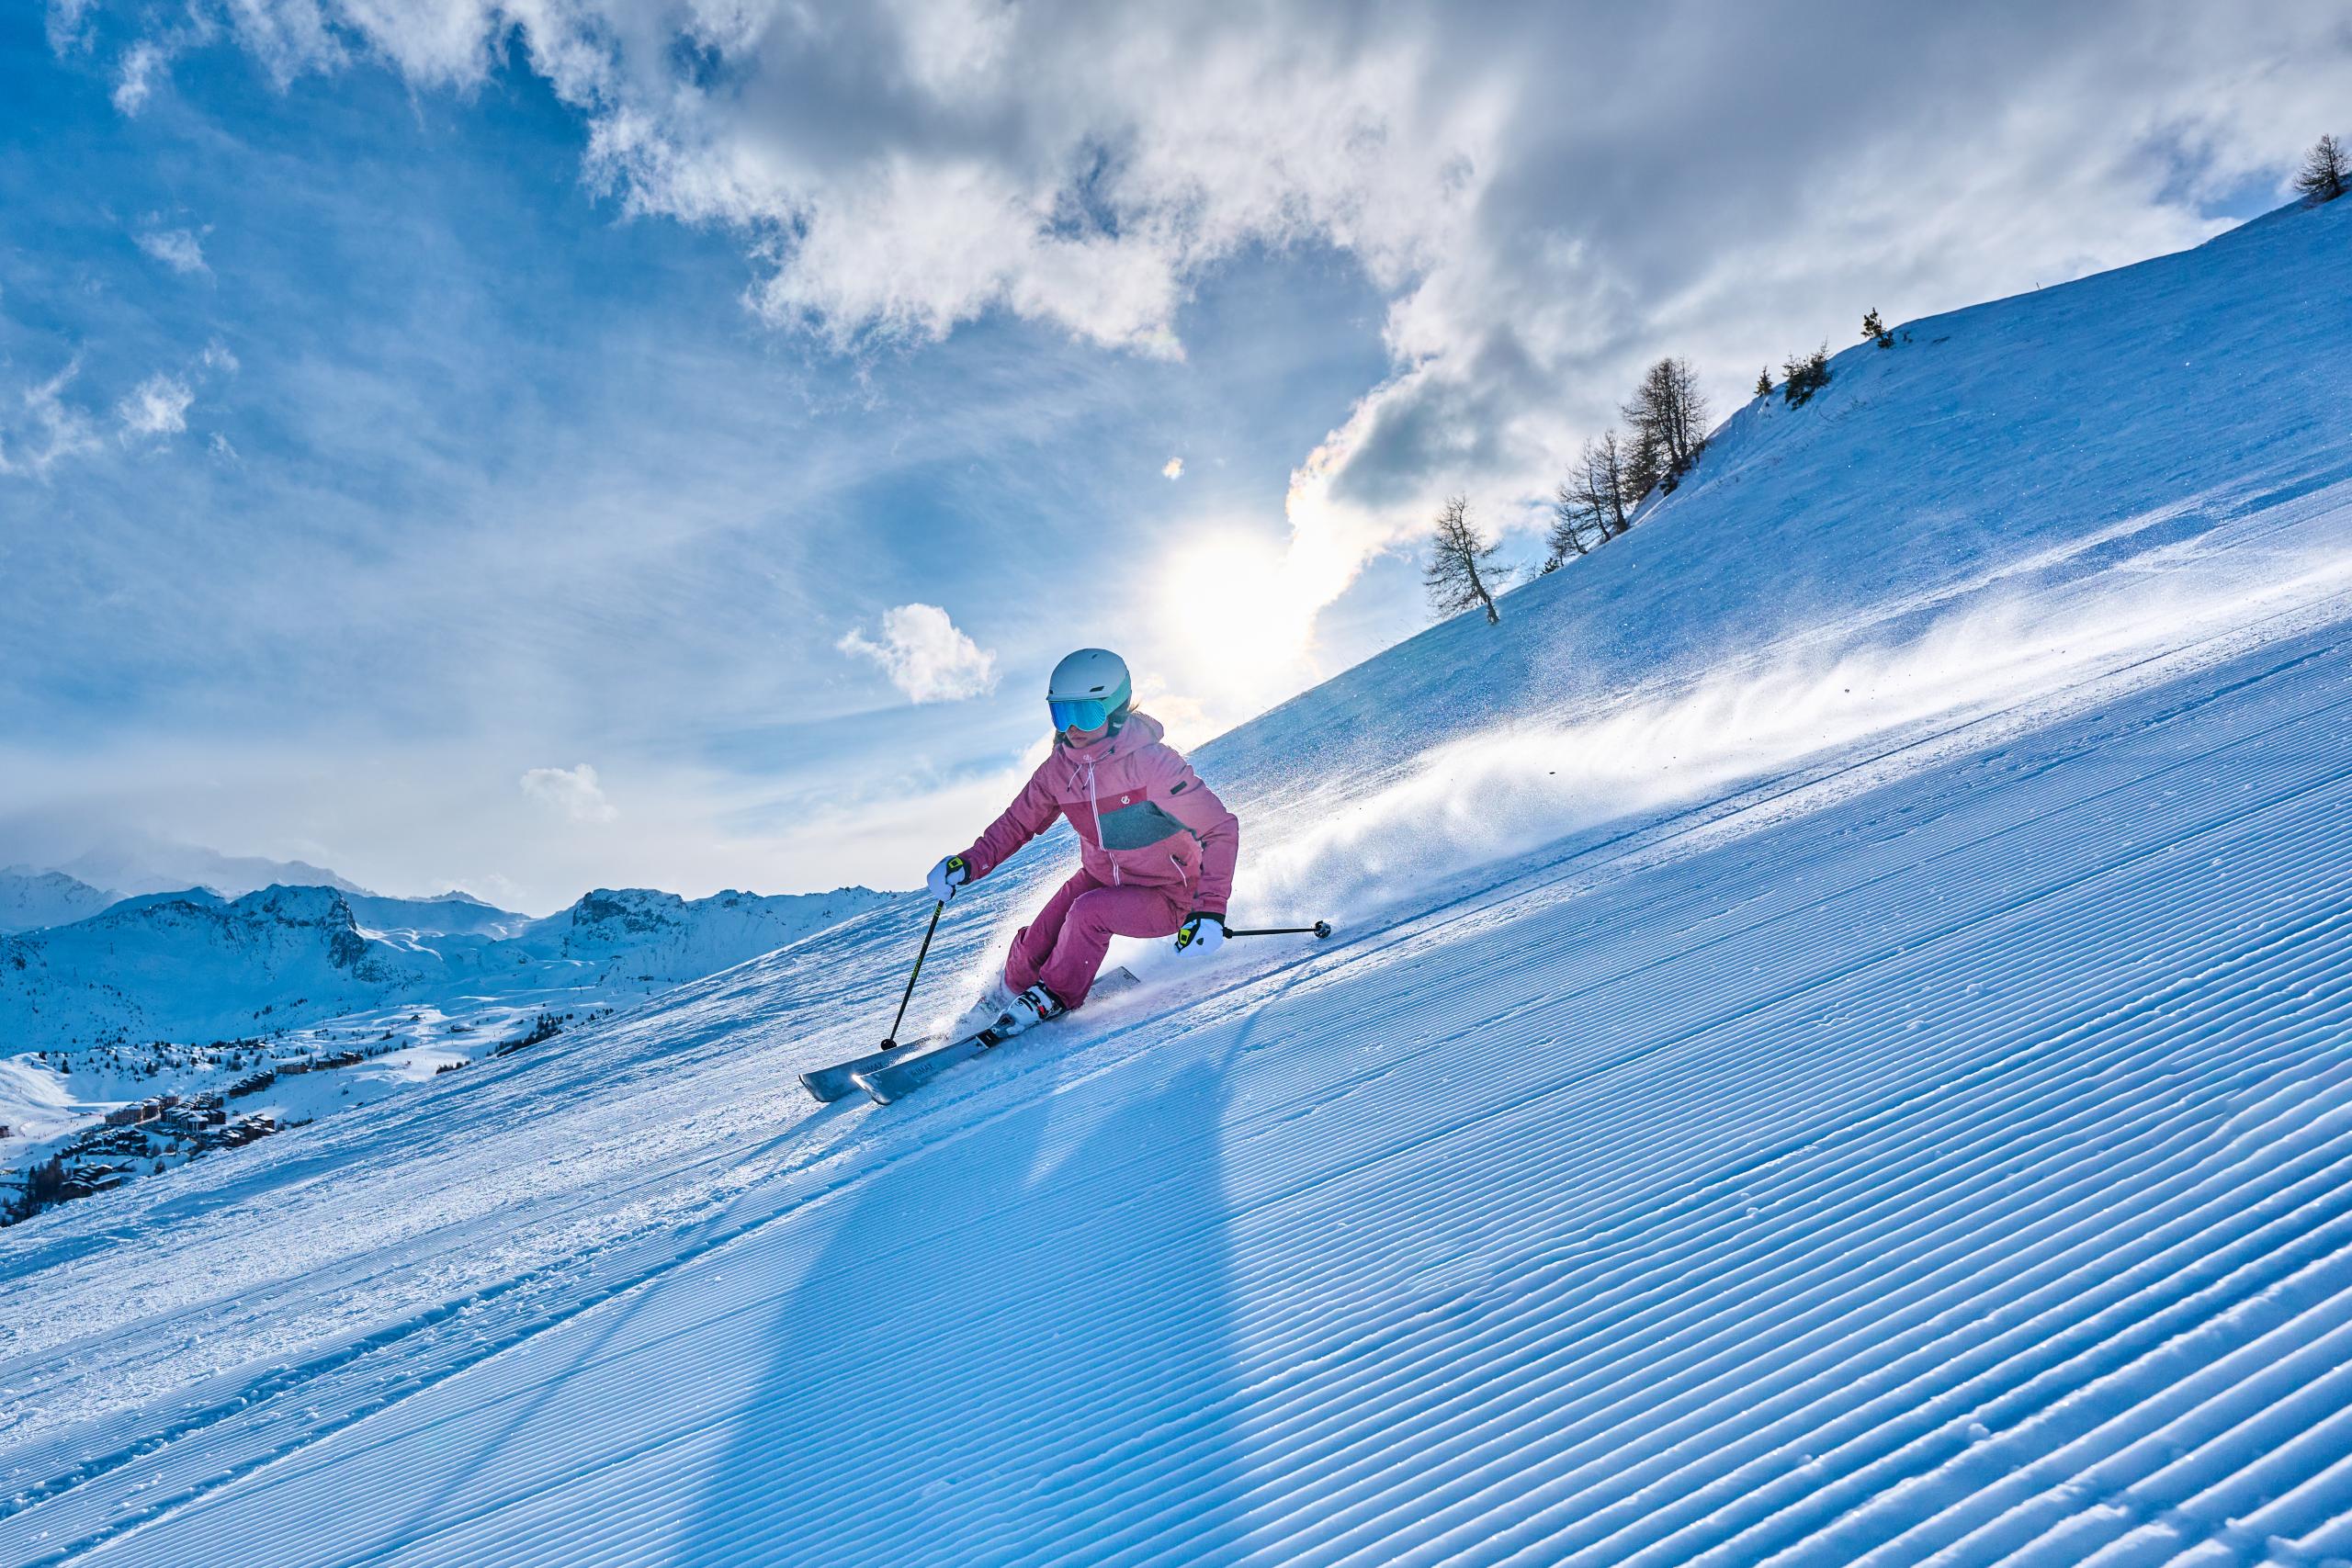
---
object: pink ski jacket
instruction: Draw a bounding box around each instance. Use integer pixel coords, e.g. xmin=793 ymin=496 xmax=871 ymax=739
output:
xmin=958 ymin=712 xmax=1240 ymax=915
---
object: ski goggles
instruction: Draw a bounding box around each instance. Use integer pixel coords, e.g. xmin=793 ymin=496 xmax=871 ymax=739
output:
xmin=1049 ymin=696 xmax=1114 ymax=732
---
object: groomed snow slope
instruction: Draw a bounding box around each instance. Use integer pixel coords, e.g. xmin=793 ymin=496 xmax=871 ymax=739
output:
xmin=5 ymin=198 xmax=2352 ymax=1567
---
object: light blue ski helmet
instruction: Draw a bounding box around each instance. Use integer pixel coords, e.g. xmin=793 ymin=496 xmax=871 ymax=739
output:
xmin=1046 ymin=648 xmax=1133 ymax=734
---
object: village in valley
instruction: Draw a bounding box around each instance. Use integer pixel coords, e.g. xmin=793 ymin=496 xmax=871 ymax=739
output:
xmin=3 ymin=998 xmax=597 ymax=1223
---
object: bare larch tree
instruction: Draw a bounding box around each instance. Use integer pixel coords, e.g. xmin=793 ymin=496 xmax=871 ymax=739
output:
xmin=1544 ymin=480 xmax=1592 ymax=570
xmin=1425 ymin=494 xmax=1503 ymax=625
xmin=2296 ymin=134 xmax=2347 ymax=206
xmin=1581 ymin=432 xmax=1634 ymax=536
xmin=1544 ymin=480 xmax=1597 ymax=570
xmin=1623 ymin=356 xmax=1711 ymax=491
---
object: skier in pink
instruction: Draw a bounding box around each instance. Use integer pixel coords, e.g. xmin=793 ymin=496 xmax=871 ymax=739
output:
xmin=926 ymin=648 xmax=1239 ymax=1038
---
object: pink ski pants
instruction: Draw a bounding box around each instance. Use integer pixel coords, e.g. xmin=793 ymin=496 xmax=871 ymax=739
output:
xmin=1004 ymin=869 xmax=1190 ymax=1007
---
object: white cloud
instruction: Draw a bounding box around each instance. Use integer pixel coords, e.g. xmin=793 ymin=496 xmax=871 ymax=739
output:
xmin=0 ymin=363 xmax=103 ymax=479
xmin=838 ymin=604 xmax=999 ymax=704
xmin=117 ymin=373 xmax=193 ymax=439
xmin=111 ymin=39 xmax=168 ymax=115
xmin=46 ymin=0 xmax=95 ymax=52
xmin=1162 ymin=457 xmax=1184 ymax=479
xmin=519 ymin=763 xmax=619 ymax=823
xmin=136 ymin=227 xmax=209 ymax=275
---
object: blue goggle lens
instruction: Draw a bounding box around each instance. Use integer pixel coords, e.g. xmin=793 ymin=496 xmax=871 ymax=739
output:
xmin=1050 ymin=697 xmax=1109 ymax=732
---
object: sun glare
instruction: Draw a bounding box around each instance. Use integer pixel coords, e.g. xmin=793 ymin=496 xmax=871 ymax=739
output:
xmin=1158 ymin=532 xmax=1319 ymax=719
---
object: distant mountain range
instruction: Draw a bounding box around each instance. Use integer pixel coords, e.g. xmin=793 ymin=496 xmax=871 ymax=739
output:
xmin=0 ymin=882 xmax=900 ymax=1053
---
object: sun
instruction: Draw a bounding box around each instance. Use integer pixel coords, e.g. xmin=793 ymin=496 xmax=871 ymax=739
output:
xmin=1155 ymin=531 xmax=1318 ymax=714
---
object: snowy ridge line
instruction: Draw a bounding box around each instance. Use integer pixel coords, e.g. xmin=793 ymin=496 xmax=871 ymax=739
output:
xmin=74 ymin=625 xmax=2352 ymax=1568
xmin=1244 ymin=557 xmax=2352 ymax=993
xmin=1235 ymin=480 xmax=2352 ymax=914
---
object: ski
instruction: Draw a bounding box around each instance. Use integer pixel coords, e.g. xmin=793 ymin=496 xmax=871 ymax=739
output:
xmin=799 ymin=1037 xmax=936 ymax=1103
xmin=800 ymin=967 xmax=1137 ymax=1105
xmin=852 ymin=1021 xmax=1024 ymax=1104
xmin=849 ymin=966 xmax=1139 ymax=1106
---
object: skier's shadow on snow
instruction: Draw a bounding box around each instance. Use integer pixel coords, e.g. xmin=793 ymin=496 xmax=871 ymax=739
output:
xmin=673 ymin=1045 xmax=1251 ymax=1565
xmin=365 ymin=1121 xmax=824 ymax=1552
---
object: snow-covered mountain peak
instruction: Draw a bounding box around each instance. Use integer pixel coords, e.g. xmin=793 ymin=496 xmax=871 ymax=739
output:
xmin=0 ymin=883 xmax=424 ymax=1052
xmin=519 ymin=885 xmax=900 ymax=980
xmin=0 ymin=868 xmax=116 ymax=933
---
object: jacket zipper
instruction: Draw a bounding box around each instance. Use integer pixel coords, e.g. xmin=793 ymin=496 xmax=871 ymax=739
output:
xmin=1084 ymin=757 xmax=1119 ymax=885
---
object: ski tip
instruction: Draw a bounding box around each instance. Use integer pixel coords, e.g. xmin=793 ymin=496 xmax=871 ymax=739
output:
xmin=799 ymin=1067 xmax=856 ymax=1104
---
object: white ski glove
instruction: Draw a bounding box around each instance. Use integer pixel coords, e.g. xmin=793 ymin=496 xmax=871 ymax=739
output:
xmin=1173 ymin=911 xmax=1226 ymax=958
xmin=925 ymin=854 xmax=970 ymax=903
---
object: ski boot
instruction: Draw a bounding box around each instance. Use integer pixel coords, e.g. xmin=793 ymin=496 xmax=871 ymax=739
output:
xmin=981 ymin=983 xmax=1067 ymax=1042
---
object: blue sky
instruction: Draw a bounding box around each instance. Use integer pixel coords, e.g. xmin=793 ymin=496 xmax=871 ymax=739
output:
xmin=0 ymin=9 xmax=1396 ymax=907
xmin=3 ymin=1 xmax=2346 ymax=910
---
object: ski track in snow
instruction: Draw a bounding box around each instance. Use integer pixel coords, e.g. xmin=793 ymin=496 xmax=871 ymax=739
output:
xmin=10 ymin=199 xmax=2352 ymax=1566
xmin=6 ymin=601 xmax=2352 ymax=1565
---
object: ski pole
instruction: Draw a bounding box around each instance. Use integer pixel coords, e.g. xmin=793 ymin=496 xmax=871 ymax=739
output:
xmin=1224 ymin=920 xmax=1333 ymax=940
xmin=880 ymin=900 xmax=944 ymax=1049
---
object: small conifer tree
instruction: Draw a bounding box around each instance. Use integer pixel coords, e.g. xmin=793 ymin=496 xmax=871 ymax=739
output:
xmin=1860 ymin=308 xmax=1894 ymax=348
xmin=1623 ymin=426 xmax=1664 ymax=503
xmin=1755 ymin=367 xmax=1773 ymax=398
xmin=1781 ymin=345 xmax=1832 ymax=408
